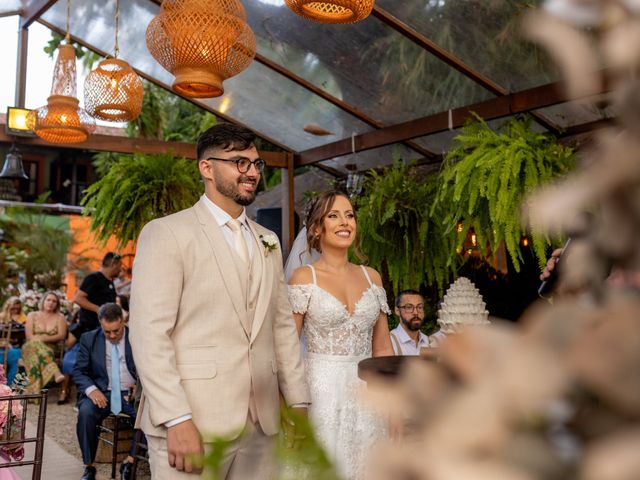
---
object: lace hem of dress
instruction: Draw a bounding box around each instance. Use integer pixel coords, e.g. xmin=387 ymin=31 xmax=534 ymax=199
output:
xmin=288 ymin=284 xmax=313 ymax=314
xmin=372 ymin=286 xmax=391 ymax=315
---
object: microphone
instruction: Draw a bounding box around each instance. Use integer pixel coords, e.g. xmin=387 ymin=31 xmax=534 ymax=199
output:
xmin=538 ymin=238 xmax=572 ymax=299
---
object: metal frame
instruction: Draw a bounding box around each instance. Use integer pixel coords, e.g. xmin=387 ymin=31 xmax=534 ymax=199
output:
xmin=11 ymin=0 xmax=610 ymax=164
xmin=4 ymin=0 xmax=616 ymax=248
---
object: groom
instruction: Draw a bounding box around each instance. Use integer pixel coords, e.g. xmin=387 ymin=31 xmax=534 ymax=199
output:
xmin=129 ymin=123 xmax=310 ymax=479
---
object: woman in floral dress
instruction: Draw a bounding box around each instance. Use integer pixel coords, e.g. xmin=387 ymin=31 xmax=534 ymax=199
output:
xmin=21 ymin=292 xmax=67 ymax=394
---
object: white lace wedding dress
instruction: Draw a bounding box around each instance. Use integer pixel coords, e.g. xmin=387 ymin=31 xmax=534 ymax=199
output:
xmin=288 ymin=264 xmax=391 ymax=480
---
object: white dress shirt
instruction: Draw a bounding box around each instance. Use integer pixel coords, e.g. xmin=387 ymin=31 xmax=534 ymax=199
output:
xmin=390 ymin=325 xmax=430 ymax=356
xmin=201 ymin=194 xmax=254 ymax=258
xmin=84 ymin=335 xmax=136 ymax=396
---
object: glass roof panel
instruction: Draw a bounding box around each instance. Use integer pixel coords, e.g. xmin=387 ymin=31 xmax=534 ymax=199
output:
xmin=376 ymin=0 xmax=558 ymax=92
xmin=319 ymin=143 xmax=422 ymax=174
xmin=0 ymin=0 xmax=21 ymax=15
xmin=40 ymin=0 xmax=374 ymax=151
xmin=0 ymin=16 xmax=19 ymax=112
xmin=533 ymin=94 xmax=613 ymax=128
xmin=247 ymin=1 xmax=494 ymax=126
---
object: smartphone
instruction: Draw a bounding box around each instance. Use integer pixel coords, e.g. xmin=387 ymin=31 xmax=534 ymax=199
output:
xmin=538 ymin=238 xmax=572 ymax=299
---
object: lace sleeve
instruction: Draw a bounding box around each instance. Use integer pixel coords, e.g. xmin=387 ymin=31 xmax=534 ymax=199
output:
xmin=373 ymin=285 xmax=392 ymax=315
xmin=287 ymin=284 xmax=313 ymax=314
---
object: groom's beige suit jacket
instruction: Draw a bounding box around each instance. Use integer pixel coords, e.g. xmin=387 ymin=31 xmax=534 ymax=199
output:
xmin=129 ymin=198 xmax=310 ymax=439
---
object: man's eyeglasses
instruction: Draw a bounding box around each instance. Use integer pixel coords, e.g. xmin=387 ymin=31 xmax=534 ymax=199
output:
xmin=399 ymin=304 xmax=425 ymax=313
xmin=206 ymin=156 xmax=266 ymax=174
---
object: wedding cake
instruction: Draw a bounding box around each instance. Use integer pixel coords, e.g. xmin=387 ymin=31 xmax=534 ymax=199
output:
xmin=437 ymin=277 xmax=490 ymax=334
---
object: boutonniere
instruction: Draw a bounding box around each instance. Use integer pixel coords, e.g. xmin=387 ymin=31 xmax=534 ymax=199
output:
xmin=260 ymin=234 xmax=279 ymax=256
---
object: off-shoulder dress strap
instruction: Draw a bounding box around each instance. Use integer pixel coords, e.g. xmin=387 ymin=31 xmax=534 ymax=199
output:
xmin=307 ymin=264 xmax=317 ymax=284
xmin=360 ymin=265 xmax=373 ymax=287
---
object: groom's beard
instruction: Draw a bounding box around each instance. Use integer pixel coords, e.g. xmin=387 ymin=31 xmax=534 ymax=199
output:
xmin=215 ymin=175 xmax=258 ymax=206
xmin=401 ymin=315 xmax=423 ymax=332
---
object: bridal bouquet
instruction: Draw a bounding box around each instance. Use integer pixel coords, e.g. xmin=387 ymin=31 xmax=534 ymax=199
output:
xmin=0 ymin=367 xmax=25 ymax=462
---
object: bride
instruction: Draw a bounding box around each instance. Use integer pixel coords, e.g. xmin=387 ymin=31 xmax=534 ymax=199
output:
xmin=287 ymin=190 xmax=394 ymax=480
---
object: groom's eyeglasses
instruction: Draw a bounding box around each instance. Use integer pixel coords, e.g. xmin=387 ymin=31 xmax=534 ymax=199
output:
xmin=399 ymin=304 xmax=425 ymax=313
xmin=206 ymin=156 xmax=266 ymax=174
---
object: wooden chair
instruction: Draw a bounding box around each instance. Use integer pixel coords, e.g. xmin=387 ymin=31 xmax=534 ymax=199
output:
xmin=0 ymin=389 xmax=48 ymax=480
xmin=97 ymin=413 xmax=135 ymax=479
xmin=130 ymin=429 xmax=148 ymax=480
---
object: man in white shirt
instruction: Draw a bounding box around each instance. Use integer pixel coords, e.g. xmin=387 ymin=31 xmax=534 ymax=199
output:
xmin=390 ymin=290 xmax=430 ymax=355
xmin=73 ymin=303 xmax=137 ymax=480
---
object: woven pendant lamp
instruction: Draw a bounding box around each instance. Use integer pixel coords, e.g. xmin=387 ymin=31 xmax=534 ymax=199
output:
xmin=285 ymin=0 xmax=375 ymax=24
xmin=85 ymin=59 xmax=143 ymax=121
xmin=146 ymin=0 xmax=256 ymax=98
xmin=84 ymin=0 xmax=144 ymax=122
xmin=27 ymin=43 xmax=96 ymax=144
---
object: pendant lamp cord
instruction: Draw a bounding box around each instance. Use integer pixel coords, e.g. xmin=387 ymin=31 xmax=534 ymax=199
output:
xmin=65 ymin=0 xmax=71 ymax=42
xmin=114 ymin=0 xmax=120 ymax=58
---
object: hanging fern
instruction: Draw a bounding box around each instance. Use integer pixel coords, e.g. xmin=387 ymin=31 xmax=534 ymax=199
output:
xmin=355 ymin=161 xmax=456 ymax=295
xmin=434 ymin=114 xmax=574 ymax=271
xmin=81 ymin=152 xmax=201 ymax=247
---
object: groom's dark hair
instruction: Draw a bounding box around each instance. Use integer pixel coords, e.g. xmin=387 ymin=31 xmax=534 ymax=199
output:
xmin=197 ymin=123 xmax=256 ymax=159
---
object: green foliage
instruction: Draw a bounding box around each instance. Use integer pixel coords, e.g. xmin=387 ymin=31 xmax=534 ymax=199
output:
xmin=125 ymin=81 xmax=217 ymax=142
xmin=355 ymin=115 xmax=572 ymax=297
xmin=0 ymin=208 xmax=74 ymax=291
xmin=126 ymin=82 xmax=168 ymax=140
xmin=82 ymin=151 xmax=201 ymax=247
xmin=435 ymin=115 xmax=574 ymax=270
xmin=200 ymin=409 xmax=339 ymax=479
xmin=355 ymin=161 xmax=457 ymax=295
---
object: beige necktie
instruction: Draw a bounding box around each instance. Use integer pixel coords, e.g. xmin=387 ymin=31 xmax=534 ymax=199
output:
xmin=227 ymin=219 xmax=249 ymax=265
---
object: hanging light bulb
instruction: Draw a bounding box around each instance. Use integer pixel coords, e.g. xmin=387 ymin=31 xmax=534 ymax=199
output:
xmin=146 ymin=0 xmax=256 ymax=98
xmin=84 ymin=0 xmax=144 ymax=122
xmin=285 ymin=0 xmax=375 ymax=24
xmin=0 ymin=144 xmax=28 ymax=180
xmin=27 ymin=1 xmax=95 ymax=144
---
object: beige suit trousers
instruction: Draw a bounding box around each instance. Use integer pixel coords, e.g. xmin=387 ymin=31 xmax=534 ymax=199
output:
xmin=147 ymin=418 xmax=276 ymax=480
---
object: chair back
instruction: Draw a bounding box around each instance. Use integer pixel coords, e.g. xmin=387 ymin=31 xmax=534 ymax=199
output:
xmin=0 ymin=389 xmax=48 ymax=480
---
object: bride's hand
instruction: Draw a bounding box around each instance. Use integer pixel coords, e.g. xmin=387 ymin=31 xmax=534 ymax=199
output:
xmin=282 ymin=406 xmax=308 ymax=450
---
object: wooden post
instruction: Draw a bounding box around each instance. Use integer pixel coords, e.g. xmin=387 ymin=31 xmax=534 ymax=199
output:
xmin=281 ymin=152 xmax=295 ymax=258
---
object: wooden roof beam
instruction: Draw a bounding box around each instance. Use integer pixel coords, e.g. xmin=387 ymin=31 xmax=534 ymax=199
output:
xmin=20 ymin=0 xmax=57 ymax=29
xmin=298 ymin=77 xmax=610 ymax=165
xmin=0 ymin=127 xmax=288 ymax=168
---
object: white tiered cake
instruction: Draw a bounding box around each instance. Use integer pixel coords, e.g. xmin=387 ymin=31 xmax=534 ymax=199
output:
xmin=437 ymin=277 xmax=490 ymax=334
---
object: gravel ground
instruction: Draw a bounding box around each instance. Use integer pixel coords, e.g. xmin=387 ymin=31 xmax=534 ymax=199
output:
xmin=36 ymin=384 xmax=150 ymax=479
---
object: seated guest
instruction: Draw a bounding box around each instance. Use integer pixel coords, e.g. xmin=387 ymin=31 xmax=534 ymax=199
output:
xmin=390 ymin=290 xmax=431 ymax=355
xmin=0 ymin=297 xmax=27 ymax=325
xmin=22 ymin=292 xmax=67 ymax=394
xmin=0 ymin=297 xmax=23 ymax=385
xmin=73 ymin=303 xmax=137 ymax=480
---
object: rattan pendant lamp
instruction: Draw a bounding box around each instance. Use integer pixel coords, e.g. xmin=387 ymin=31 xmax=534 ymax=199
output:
xmin=27 ymin=0 xmax=95 ymax=143
xmin=84 ymin=0 xmax=143 ymax=122
xmin=285 ymin=0 xmax=375 ymax=24
xmin=146 ymin=0 xmax=256 ymax=98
